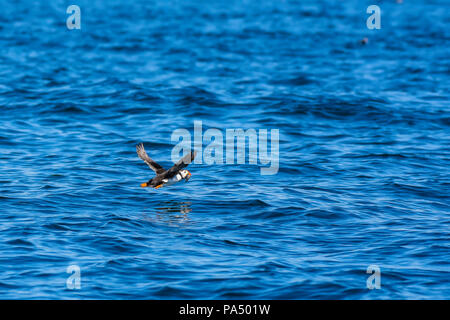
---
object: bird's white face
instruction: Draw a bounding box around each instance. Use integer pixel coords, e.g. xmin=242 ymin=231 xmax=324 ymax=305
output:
xmin=180 ymin=170 xmax=192 ymax=180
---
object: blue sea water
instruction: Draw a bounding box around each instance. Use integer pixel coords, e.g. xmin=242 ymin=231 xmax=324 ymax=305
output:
xmin=0 ymin=0 xmax=449 ymax=299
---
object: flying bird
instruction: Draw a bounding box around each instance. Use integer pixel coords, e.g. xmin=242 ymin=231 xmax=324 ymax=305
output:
xmin=136 ymin=143 xmax=196 ymax=189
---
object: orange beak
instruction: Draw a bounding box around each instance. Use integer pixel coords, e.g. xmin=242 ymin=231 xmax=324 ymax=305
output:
xmin=185 ymin=171 xmax=192 ymax=182
xmin=141 ymin=182 xmax=148 ymax=188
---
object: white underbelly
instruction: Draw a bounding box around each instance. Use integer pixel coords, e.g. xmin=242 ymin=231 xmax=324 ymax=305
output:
xmin=163 ymin=173 xmax=183 ymax=186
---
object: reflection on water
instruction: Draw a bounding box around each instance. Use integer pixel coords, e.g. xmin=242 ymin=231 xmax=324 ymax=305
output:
xmin=144 ymin=201 xmax=192 ymax=225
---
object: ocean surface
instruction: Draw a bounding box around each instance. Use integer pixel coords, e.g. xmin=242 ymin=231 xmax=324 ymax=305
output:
xmin=0 ymin=0 xmax=449 ymax=299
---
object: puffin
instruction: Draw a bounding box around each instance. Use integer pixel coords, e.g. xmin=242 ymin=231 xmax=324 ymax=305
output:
xmin=136 ymin=143 xmax=196 ymax=189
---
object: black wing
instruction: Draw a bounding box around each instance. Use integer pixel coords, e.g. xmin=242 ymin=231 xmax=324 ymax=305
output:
xmin=136 ymin=143 xmax=165 ymax=175
xmin=164 ymin=151 xmax=197 ymax=178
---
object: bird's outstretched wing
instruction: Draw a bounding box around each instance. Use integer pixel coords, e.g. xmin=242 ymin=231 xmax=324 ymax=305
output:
xmin=136 ymin=143 xmax=165 ymax=174
xmin=164 ymin=151 xmax=197 ymax=178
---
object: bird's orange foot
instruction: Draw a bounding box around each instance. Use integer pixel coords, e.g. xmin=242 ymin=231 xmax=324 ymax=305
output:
xmin=154 ymin=184 xmax=163 ymax=189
